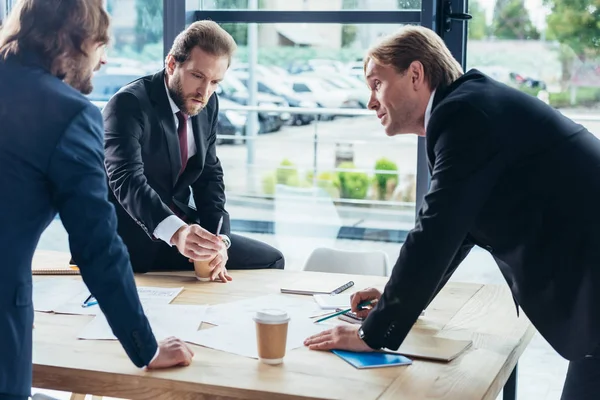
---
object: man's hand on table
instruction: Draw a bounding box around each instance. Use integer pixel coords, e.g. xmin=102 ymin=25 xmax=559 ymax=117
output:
xmin=147 ymin=337 xmax=194 ymax=369
xmin=304 ymin=325 xmax=372 ymax=352
xmin=304 ymin=287 xmax=383 ymax=352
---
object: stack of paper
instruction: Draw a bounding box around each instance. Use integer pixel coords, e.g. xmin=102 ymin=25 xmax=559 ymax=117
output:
xmin=79 ymin=304 xmax=208 ymax=341
xmin=203 ymin=294 xmax=321 ymax=326
xmin=183 ymin=319 xmax=329 ymax=359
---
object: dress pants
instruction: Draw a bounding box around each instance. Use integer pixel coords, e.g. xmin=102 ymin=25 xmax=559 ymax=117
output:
xmin=560 ymin=349 xmax=600 ymax=400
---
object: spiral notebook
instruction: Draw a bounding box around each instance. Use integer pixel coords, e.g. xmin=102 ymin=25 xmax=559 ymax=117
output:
xmin=31 ymin=250 xmax=80 ymax=275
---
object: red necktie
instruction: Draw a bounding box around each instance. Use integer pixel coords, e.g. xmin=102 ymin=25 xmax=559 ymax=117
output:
xmin=176 ymin=111 xmax=188 ymax=175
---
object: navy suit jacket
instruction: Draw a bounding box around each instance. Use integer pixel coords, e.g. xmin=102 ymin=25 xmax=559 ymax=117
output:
xmin=0 ymin=53 xmax=158 ymax=398
xmin=361 ymin=70 xmax=600 ymax=361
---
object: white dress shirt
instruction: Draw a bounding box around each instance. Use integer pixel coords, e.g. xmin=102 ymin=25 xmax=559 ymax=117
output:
xmin=424 ymin=89 xmax=436 ymax=132
xmin=152 ymin=78 xmax=197 ymax=245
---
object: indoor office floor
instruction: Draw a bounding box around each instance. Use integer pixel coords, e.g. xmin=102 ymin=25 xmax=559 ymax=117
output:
xmin=35 ymin=220 xmax=569 ymax=400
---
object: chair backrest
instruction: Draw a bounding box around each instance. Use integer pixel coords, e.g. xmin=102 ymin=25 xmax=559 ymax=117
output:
xmin=274 ymin=184 xmax=342 ymax=269
xmin=303 ymin=247 xmax=390 ymax=277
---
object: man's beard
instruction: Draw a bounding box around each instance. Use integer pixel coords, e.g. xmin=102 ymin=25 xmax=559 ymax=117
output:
xmin=168 ymin=74 xmax=205 ymax=116
xmin=63 ymin=57 xmax=96 ymax=95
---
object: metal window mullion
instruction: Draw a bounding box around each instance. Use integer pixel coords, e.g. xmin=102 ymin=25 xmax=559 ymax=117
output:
xmin=189 ymin=10 xmax=420 ymax=24
xmin=413 ymin=0 xmax=438 ymax=219
xmin=163 ymin=0 xmax=186 ymax=61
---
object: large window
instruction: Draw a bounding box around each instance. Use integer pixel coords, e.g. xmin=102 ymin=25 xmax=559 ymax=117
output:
xmin=466 ymin=0 xmax=600 ymax=136
xmin=88 ymin=0 xmax=164 ymax=102
xmin=181 ymin=0 xmax=464 ymax=268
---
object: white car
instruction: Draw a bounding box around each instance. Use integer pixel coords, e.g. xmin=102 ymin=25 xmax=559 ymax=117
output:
xmin=290 ymin=76 xmax=361 ymax=110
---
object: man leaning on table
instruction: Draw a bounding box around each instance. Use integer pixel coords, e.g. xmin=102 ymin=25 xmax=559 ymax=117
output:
xmin=304 ymin=26 xmax=600 ymax=400
xmin=0 ymin=2 xmax=194 ymax=399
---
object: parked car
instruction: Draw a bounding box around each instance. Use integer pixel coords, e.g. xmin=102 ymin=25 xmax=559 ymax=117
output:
xmin=290 ymin=76 xmax=362 ymax=116
xmin=87 ymin=70 xmax=144 ymax=102
xmin=299 ymin=72 xmax=368 ymax=108
xmin=217 ymin=74 xmax=290 ymax=133
xmin=233 ymin=71 xmax=318 ymax=126
xmin=216 ymin=97 xmax=247 ymax=145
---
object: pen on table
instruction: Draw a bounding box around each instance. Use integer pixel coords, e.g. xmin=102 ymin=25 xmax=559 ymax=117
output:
xmin=313 ymin=300 xmax=376 ymax=324
xmin=81 ymin=294 xmax=97 ymax=308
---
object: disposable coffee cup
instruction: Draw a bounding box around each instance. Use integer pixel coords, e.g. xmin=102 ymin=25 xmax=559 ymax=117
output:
xmin=253 ymin=309 xmax=290 ymax=365
xmin=193 ymin=255 xmax=216 ymax=281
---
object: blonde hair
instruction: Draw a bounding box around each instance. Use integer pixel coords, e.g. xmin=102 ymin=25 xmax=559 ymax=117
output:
xmin=168 ymin=20 xmax=237 ymax=67
xmin=0 ymin=0 xmax=110 ymax=79
xmin=364 ymin=25 xmax=463 ymax=89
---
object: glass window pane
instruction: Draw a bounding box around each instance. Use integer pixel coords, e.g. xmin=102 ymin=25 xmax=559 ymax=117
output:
xmin=89 ymin=0 xmax=164 ymax=103
xmin=182 ymin=16 xmax=418 ymax=265
xmin=187 ymin=0 xmax=421 ymax=11
xmin=466 ymin=0 xmax=600 ymax=137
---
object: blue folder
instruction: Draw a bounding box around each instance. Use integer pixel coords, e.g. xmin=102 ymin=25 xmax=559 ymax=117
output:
xmin=332 ymin=350 xmax=413 ymax=369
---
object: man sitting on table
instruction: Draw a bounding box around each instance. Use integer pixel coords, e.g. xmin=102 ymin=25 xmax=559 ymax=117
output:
xmin=0 ymin=2 xmax=194 ymax=399
xmin=304 ymin=26 xmax=600 ymax=400
xmin=103 ymin=21 xmax=284 ymax=279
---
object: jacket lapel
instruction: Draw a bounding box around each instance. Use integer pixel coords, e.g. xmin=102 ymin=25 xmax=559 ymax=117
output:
xmin=149 ymin=70 xmax=181 ymax=187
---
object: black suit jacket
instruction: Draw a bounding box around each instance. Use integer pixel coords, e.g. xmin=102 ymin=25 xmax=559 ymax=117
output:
xmin=361 ymin=69 xmax=600 ymax=360
xmin=0 ymin=53 xmax=157 ymax=397
xmin=104 ymin=70 xmax=229 ymax=272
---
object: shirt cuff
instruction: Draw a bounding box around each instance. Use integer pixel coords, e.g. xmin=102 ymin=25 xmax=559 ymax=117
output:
xmin=153 ymin=215 xmax=187 ymax=245
xmin=143 ymin=347 xmax=160 ymax=369
xmin=220 ymin=234 xmax=231 ymax=249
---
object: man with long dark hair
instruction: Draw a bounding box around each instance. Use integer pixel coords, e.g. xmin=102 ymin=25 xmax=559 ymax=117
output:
xmin=0 ymin=1 xmax=194 ymax=398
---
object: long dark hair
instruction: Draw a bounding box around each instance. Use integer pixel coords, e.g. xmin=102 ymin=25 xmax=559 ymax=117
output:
xmin=0 ymin=0 xmax=110 ymax=78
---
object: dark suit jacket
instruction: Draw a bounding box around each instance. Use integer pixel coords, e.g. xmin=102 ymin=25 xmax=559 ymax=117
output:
xmin=103 ymin=70 xmax=229 ymax=272
xmin=361 ymin=69 xmax=600 ymax=361
xmin=0 ymin=53 xmax=157 ymax=398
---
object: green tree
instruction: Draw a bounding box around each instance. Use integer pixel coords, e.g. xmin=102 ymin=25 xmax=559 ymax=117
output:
xmin=544 ymin=0 xmax=600 ymax=59
xmin=468 ymin=0 xmax=489 ymax=40
xmin=135 ymin=0 xmax=163 ymax=52
xmin=492 ymin=0 xmax=540 ymax=40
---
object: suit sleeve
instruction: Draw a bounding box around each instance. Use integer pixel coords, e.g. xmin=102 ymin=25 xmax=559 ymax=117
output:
xmin=191 ymin=96 xmax=230 ymax=236
xmin=360 ymin=105 xmax=504 ymax=350
xmin=48 ymin=104 xmax=158 ymax=367
xmin=104 ymin=91 xmax=173 ymax=237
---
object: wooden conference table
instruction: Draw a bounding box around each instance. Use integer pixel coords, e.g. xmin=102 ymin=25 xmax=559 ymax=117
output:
xmin=32 ymin=256 xmax=534 ymax=400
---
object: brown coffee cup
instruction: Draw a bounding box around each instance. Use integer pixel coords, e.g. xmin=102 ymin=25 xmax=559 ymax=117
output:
xmin=193 ymin=254 xmax=216 ymax=281
xmin=253 ymin=309 xmax=290 ymax=365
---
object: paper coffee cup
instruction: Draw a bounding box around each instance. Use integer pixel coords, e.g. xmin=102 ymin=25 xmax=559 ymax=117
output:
xmin=253 ymin=309 xmax=290 ymax=365
xmin=193 ymin=255 xmax=216 ymax=281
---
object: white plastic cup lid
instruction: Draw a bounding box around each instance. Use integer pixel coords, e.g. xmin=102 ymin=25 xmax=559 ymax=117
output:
xmin=253 ymin=309 xmax=290 ymax=324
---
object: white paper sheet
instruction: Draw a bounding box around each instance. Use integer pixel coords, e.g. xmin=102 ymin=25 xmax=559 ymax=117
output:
xmin=79 ymin=304 xmax=207 ymax=341
xmin=203 ymin=294 xmax=322 ymax=326
xmin=183 ymin=319 xmax=330 ymax=359
xmin=33 ymin=279 xmax=87 ymax=313
xmin=48 ymin=285 xmax=184 ymax=316
xmin=313 ymin=294 xmax=352 ymax=310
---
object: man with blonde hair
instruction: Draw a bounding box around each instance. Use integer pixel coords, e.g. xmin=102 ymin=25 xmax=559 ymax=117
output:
xmin=305 ymin=25 xmax=600 ymax=399
xmin=0 ymin=1 xmax=193 ymax=399
xmin=104 ymin=21 xmax=284 ymax=278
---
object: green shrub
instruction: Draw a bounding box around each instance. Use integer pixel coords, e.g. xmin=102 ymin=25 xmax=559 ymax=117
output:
xmin=337 ymin=162 xmax=369 ymax=200
xmin=306 ymin=170 xmax=341 ymax=198
xmin=262 ymin=172 xmax=276 ymax=195
xmin=276 ymin=159 xmax=298 ymax=185
xmin=374 ymin=158 xmax=399 ymax=200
